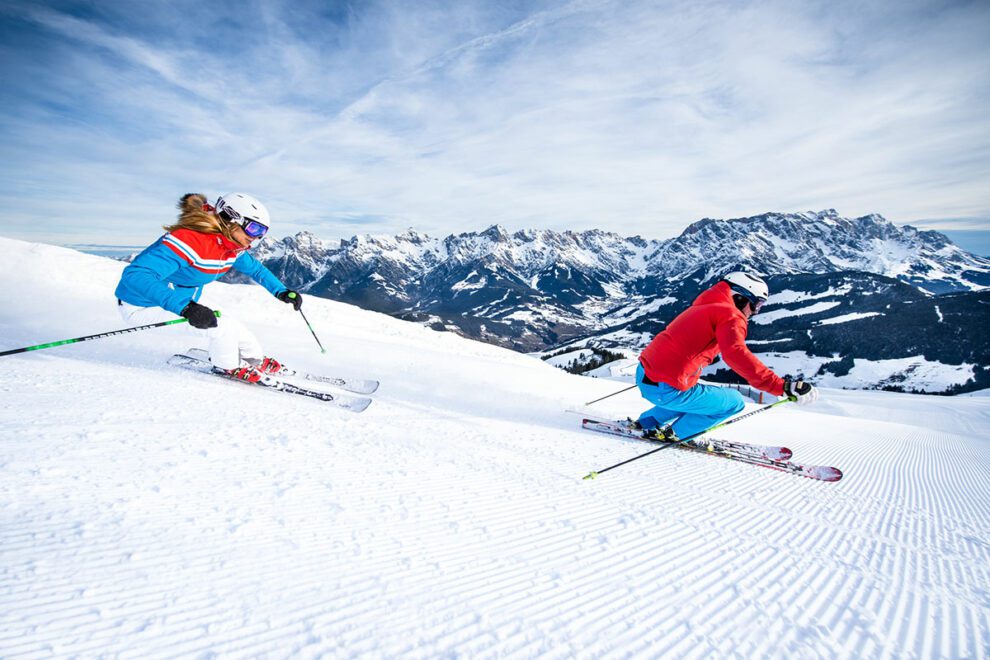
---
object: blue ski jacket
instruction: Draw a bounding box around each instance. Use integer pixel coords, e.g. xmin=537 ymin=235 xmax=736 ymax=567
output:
xmin=115 ymin=228 xmax=287 ymax=315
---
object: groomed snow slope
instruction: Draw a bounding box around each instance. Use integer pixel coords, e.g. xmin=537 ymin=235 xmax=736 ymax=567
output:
xmin=1 ymin=237 xmax=989 ymax=658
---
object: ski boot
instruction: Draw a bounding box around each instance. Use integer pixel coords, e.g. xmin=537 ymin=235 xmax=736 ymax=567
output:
xmin=223 ymin=362 xmax=266 ymax=383
xmin=256 ymin=356 xmax=284 ymax=375
xmin=627 ymin=419 xmax=678 ymax=442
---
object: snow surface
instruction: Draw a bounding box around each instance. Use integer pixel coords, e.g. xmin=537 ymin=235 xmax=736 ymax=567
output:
xmin=606 ymin=296 xmax=677 ymax=324
xmin=1 ymin=237 xmax=990 ymax=658
xmin=815 ymin=312 xmax=883 ymax=326
xmin=583 ymin=357 xmax=639 ymax=380
xmin=451 ymin=270 xmax=486 ymax=292
xmin=817 ymin=357 xmax=977 ymax=393
xmin=747 ymin=337 xmax=794 ymax=345
xmin=767 ymin=286 xmax=853 ymax=306
xmin=544 ymin=349 xmax=593 ymax=368
xmin=715 ymin=351 xmax=976 ymax=393
xmin=751 ymin=301 xmax=841 ymax=325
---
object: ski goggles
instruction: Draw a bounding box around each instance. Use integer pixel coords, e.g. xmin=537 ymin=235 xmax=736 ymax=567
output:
xmin=217 ymin=206 xmax=268 ymax=239
xmin=739 ymin=292 xmax=767 ymax=314
xmin=730 ymin=285 xmax=766 ymax=314
xmin=241 ymin=219 xmax=269 ymax=238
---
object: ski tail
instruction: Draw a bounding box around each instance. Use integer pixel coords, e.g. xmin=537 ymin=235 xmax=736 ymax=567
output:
xmin=304 ymin=372 xmax=379 ymax=394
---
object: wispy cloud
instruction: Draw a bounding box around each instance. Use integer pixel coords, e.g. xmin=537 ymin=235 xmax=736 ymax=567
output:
xmin=1 ymin=0 xmax=988 ymax=247
xmin=910 ymin=216 xmax=990 ymax=231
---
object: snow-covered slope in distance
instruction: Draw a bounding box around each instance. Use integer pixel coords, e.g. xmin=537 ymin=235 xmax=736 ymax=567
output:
xmin=1 ymin=236 xmax=989 ymax=658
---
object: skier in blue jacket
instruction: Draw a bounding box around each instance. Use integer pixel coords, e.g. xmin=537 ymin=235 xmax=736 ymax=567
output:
xmin=115 ymin=193 xmax=303 ymax=382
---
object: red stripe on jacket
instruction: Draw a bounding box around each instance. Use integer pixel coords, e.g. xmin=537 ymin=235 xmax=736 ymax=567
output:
xmin=163 ymin=228 xmax=241 ymax=274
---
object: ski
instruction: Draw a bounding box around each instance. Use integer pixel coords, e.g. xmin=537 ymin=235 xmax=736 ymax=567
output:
xmin=185 ymin=348 xmax=379 ymax=394
xmin=581 ymin=418 xmax=842 ymax=482
xmin=673 ymin=442 xmax=843 ymax=482
xmin=581 ymin=418 xmax=792 ymax=461
xmin=168 ymin=354 xmax=372 ymax=413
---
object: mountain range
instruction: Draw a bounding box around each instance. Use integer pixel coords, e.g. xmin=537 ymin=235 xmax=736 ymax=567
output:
xmin=233 ymin=210 xmax=990 ymax=393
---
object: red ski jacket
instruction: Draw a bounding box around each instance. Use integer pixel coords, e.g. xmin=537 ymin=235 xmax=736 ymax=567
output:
xmin=639 ymin=281 xmax=785 ymax=396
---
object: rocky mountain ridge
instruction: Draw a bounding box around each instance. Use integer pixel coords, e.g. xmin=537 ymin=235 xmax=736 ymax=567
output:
xmin=232 ymin=211 xmax=990 ymax=393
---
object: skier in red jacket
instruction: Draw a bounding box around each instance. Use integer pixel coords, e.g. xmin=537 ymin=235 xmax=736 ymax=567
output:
xmin=634 ymin=272 xmax=818 ymax=440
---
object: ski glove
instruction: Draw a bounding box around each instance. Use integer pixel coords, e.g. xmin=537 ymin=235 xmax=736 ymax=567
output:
xmin=276 ymin=290 xmax=303 ymax=311
xmin=783 ymin=378 xmax=819 ymax=405
xmin=181 ymin=301 xmax=218 ymax=329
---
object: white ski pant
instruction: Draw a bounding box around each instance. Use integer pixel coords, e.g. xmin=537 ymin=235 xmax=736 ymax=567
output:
xmin=117 ymin=302 xmax=263 ymax=370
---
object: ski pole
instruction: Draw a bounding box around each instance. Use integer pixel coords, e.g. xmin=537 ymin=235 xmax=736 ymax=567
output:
xmin=583 ymin=397 xmax=794 ymax=480
xmin=288 ymin=293 xmax=326 ymax=354
xmin=584 ymin=384 xmax=637 ymax=406
xmin=0 ymin=317 xmax=193 ymax=358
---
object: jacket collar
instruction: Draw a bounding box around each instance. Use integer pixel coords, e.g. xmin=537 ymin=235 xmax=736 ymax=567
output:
xmin=216 ymin=233 xmax=248 ymax=254
xmin=692 ymin=281 xmax=746 ymax=319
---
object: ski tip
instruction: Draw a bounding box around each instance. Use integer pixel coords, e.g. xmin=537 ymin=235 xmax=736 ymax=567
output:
xmin=348 ymin=399 xmax=373 ymax=413
xmin=822 ymin=467 xmax=843 ymax=482
xmin=583 ymin=471 xmax=598 ymax=481
xmin=807 ymin=465 xmax=843 ymax=482
xmin=775 ymin=447 xmax=793 ymax=461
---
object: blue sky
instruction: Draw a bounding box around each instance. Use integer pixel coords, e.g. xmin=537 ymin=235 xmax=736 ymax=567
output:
xmin=1 ymin=0 xmax=989 ymax=253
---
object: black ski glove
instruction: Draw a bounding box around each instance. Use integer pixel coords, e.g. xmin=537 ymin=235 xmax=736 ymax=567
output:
xmin=181 ymin=301 xmax=218 ymax=329
xmin=276 ymin=290 xmax=303 ymax=311
xmin=783 ymin=378 xmax=819 ymax=405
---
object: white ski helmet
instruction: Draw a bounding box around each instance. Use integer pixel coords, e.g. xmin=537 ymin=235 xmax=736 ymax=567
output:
xmin=215 ymin=192 xmax=271 ymax=236
xmin=722 ymin=271 xmax=769 ymax=305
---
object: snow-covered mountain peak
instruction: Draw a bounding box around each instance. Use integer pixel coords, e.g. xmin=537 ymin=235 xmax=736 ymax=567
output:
xmin=280 ymin=230 xmax=330 ymax=253
xmin=394 ymin=227 xmax=433 ymax=244
xmin=242 ymin=212 xmax=989 ymax=366
xmin=480 ymin=224 xmax=512 ymax=243
xmin=263 ymin=211 xmax=987 ymax=297
xmin=654 ymin=211 xmax=989 ymax=291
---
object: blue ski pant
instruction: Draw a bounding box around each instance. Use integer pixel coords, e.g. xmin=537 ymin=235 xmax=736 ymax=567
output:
xmin=635 ymin=364 xmax=746 ymax=440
